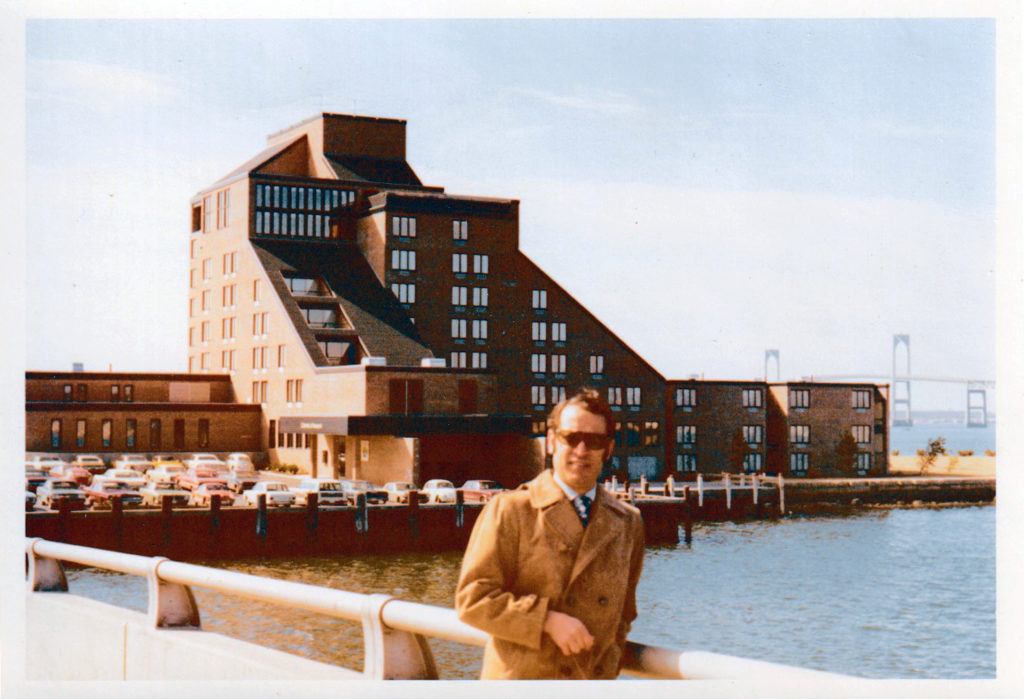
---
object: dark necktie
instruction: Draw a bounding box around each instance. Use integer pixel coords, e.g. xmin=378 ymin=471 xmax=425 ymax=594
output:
xmin=573 ymin=494 xmax=592 ymax=527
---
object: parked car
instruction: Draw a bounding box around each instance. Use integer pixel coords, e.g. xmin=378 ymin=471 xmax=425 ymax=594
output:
xmin=189 ymin=483 xmax=237 ymax=507
xmin=48 ymin=462 xmax=93 ymax=486
xmin=139 ymin=481 xmax=192 ymax=508
xmin=25 ymin=491 xmax=37 ymax=511
xmin=151 ymin=454 xmax=187 ymax=469
xmin=29 ymin=455 xmax=66 ymax=474
xmin=177 ymin=468 xmax=228 ymax=492
xmin=70 ymin=454 xmax=108 ymax=475
xmin=422 ymin=479 xmax=458 ymax=504
xmin=113 ymin=454 xmax=154 ymax=472
xmin=184 ymin=453 xmax=227 ymax=471
xmin=25 ymin=468 xmax=49 ymax=493
xmin=339 ymin=479 xmax=388 ymax=505
xmin=383 ymin=481 xmax=429 ymax=504
xmin=459 ymin=479 xmax=507 ymax=503
xmin=83 ymin=481 xmax=144 ymax=510
xmin=291 ymin=478 xmax=347 ymax=506
xmin=35 ymin=479 xmax=87 ymax=510
xmin=91 ymin=468 xmax=147 ymax=489
xmin=225 ymin=453 xmax=256 ymax=471
xmin=243 ymin=481 xmax=295 ymax=507
xmin=147 ymin=462 xmax=187 ymax=486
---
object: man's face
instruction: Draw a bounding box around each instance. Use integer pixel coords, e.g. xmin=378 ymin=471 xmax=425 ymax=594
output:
xmin=547 ymin=403 xmax=613 ymax=494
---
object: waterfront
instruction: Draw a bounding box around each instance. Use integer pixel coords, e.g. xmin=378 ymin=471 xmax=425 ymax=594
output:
xmin=62 ymin=504 xmax=994 ymax=679
xmin=889 ymin=422 xmax=996 ymax=455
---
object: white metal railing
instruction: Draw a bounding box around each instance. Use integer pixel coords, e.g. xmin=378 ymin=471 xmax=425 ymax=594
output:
xmin=603 ymin=473 xmax=786 ymax=513
xmin=25 ymin=537 xmax=848 ymax=680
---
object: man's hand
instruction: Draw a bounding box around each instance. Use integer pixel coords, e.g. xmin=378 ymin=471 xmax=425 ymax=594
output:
xmin=543 ymin=610 xmax=594 ymax=656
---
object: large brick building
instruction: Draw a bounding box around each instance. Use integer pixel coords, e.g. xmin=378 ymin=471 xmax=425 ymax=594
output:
xmin=177 ymin=112 xmax=888 ymax=482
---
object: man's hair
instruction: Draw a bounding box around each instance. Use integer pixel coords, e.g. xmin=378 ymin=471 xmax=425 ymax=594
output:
xmin=547 ymin=388 xmax=616 ymax=438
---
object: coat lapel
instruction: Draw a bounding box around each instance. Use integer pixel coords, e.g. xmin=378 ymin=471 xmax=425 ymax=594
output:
xmin=568 ymin=488 xmax=626 ymax=585
xmin=529 ymin=470 xmax=583 ymax=548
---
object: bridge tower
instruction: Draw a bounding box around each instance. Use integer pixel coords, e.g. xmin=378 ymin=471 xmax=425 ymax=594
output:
xmin=765 ymin=349 xmax=780 ymax=381
xmin=967 ymin=382 xmax=988 ymax=428
xmin=892 ymin=334 xmax=912 ymax=426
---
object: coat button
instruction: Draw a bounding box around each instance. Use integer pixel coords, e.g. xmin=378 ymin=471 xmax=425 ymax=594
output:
xmin=598 ymin=596 xmax=608 ymax=606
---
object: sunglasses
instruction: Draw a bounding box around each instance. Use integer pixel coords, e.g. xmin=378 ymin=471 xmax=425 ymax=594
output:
xmin=554 ymin=430 xmax=609 ymax=451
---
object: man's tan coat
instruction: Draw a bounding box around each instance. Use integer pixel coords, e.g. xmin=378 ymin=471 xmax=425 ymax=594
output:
xmin=455 ymin=469 xmax=645 ymax=679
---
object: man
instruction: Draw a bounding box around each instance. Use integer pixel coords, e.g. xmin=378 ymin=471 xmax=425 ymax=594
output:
xmin=455 ymin=388 xmax=645 ymax=679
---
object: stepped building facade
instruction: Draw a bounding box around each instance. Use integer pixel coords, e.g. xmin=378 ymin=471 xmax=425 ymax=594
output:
xmin=180 ymin=112 xmax=888 ymax=483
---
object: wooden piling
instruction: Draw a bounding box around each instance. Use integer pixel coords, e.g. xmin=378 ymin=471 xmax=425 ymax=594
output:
xmin=697 ymin=473 xmax=704 ymax=507
xmin=683 ymin=486 xmax=693 ymax=544
xmin=725 ymin=473 xmax=732 ymax=512
xmin=777 ymin=473 xmax=786 ymax=514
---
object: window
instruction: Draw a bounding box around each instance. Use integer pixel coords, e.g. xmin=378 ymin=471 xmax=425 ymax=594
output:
xmin=189 ymin=298 xmax=196 ymax=318
xmin=852 ymin=389 xmax=872 ymax=409
xmin=201 ymin=321 xmax=210 ymax=342
xmin=222 ymin=316 xmax=235 ymax=339
xmin=388 ymin=379 xmax=424 ymax=414
xmin=589 ymin=355 xmax=604 ymax=374
xmin=201 ymin=289 xmax=210 ymax=311
xmin=101 ymin=418 xmax=113 ymax=448
xmin=743 ymin=425 xmax=764 ymax=445
xmin=268 ymin=419 xmax=276 ymax=449
xmin=203 ymin=195 xmax=213 ymax=232
xmin=251 ymin=312 xmax=269 ymax=336
xmin=198 ymin=419 xmax=210 ymax=448
xmin=790 ymin=389 xmax=810 ymax=409
xmin=472 ymin=287 xmax=489 ymax=307
xmin=742 ymin=388 xmax=763 ymax=408
xmin=531 ymin=385 xmax=546 ymax=406
xmin=200 ymin=352 xmax=210 ymax=370
xmin=532 ymin=289 xmax=547 ymax=309
xmin=391 ymin=283 xmax=416 ymax=303
xmin=550 ymin=354 xmax=566 ymax=374
xmin=76 ymin=419 xmax=86 ymax=447
xmin=222 ymin=251 xmax=237 ymax=275
xmin=677 ymin=425 xmax=696 ymax=445
xmin=471 ymin=319 xmax=488 ymax=340
xmin=856 ymin=453 xmax=872 ymax=473
xmin=63 ymin=384 xmax=72 ymax=401
xmin=450 ymin=287 xmax=469 ymax=307
xmin=852 ymin=425 xmax=871 ymax=445
xmin=743 ymin=453 xmax=763 ymax=473
xmin=251 ymin=380 xmax=267 ymax=403
xmin=253 ymin=279 xmax=262 ymax=302
xmin=302 ymin=308 xmax=337 ymax=328
xmin=126 ymin=419 xmax=137 ymax=448
xmin=391 ymin=249 xmax=416 ymax=271
xmin=202 ymin=258 xmax=212 ymax=280
xmin=189 ymin=268 xmax=197 ymax=289
xmin=221 ymin=349 xmax=235 ymax=370
xmin=452 ymin=253 xmax=468 ymax=273
xmin=531 ymin=353 xmax=547 ymax=373
xmin=318 ymin=341 xmax=351 ymax=361
xmin=450 ymin=351 xmax=467 ymax=368
xmin=50 ymin=419 xmax=62 ymax=449
xmin=251 ymin=345 xmax=268 ymax=370
xmin=551 ymin=386 xmax=566 ymax=404
xmin=392 ymin=216 xmax=417 ymax=237
xmin=190 ymin=239 xmax=198 ymax=259
xmin=471 ymin=352 xmax=488 ymax=369
xmin=472 ymin=254 xmax=489 ymax=274
xmin=277 ymin=344 xmax=286 ymax=368
xmin=531 ymin=321 xmax=546 ymax=342
xmin=790 ymin=453 xmax=809 ymax=475
xmin=285 ymin=379 xmax=303 ymax=403
xmin=790 ymin=425 xmax=810 ymax=445
xmin=677 ymin=454 xmax=697 ymax=472
xmin=216 ymin=189 xmax=231 ymax=228
xmin=608 ymin=387 xmax=623 ymax=406
xmin=111 ymin=384 xmax=120 ymax=401
xmin=626 ymin=387 xmax=642 ymax=406
xmin=643 ymin=421 xmax=660 ymax=447
xmin=551 ymin=322 xmax=566 ymax=342
xmin=451 ymin=318 xmax=467 ymax=339
xmin=453 ymin=219 xmax=468 ymax=240
xmin=123 ymin=384 xmax=133 ymax=402
xmin=676 ymin=387 xmax=697 ymax=408
xmin=626 ymin=422 xmax=641 ymax=447
xmin=149 ymin=419 xmax=161 ymax=449
xmin=222 ymin=284 xmax=236 ymax=307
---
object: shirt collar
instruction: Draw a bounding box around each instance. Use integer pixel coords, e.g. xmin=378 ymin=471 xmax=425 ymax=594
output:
xmin=552 ymin=470 xmax=597 ymax=502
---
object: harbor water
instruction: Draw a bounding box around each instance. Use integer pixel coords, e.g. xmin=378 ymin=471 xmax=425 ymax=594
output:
xmin=61 ymin=504 xmax=994 ymax=679
xmin=889 ymin=422 xmax=996 ymax=455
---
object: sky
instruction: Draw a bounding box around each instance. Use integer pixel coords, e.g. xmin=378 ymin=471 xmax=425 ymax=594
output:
xmin=23 ymin=18 xmax=996 ymax=410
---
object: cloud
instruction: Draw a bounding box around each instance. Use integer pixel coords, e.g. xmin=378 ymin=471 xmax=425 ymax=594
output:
xmin=509 ymin=86 xmax=648 ymax=119
xmin=27 ymin=58 xmax=184 ymax=110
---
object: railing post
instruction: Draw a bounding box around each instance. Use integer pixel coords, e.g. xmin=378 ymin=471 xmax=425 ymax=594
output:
xmin=360 ymin=593 xmax=438 ymax=679
xmin=777 ymin=473 xmax=786 ymax=514
xmin=26 ymin=538 xmax=68 ymax=592
xmin=611 ymin=475 xmax=618 ymax=492
xmin=256 ymin=493 xmax=268 ymax=538
xmin=725 ymin=473 xmax=732 ymax=512
xmin=640 ymin=474 xmax=648 ymax=495
xmin=146 ymin=556 xmax=201 ymax=628
xmin=356 ymin=493 xmax=368 ymax=533
xmin=697 ymin=473 xmax=704 ymax=507
xmin=665 ymin=474 xmax=675 ymax=497
xmin=752 ymin=474 xmax=759 ymax=505
xmin=455 ymin=490 xmax=464 ymax=528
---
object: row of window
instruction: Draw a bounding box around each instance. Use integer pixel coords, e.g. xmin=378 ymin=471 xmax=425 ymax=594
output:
xmin=255 ymin=184 xmax=355 ymax=212
xmin=451 ymin=319 xmax=489 ymax=339
xmin=450 ymin=351 xmax=489 ymax=369
xmin=614 ymin=421 xmax=661 ymax=448
xmin=49 ymin=417 xmax=208 ymax=450
xmin=451 ymin=254 xmax=489 ymax=275
xmin=59 ymin=384 xmax=134 ymax=403
xmin=790 ymin=424 xmax=873 ymax=445
xmin=674 ymin=452 xmax=873 ymax=475
xmin=676 ymin=425 xmax=764 ymax=445
xmin=286 ymin=276 xmax=326 ymax=296
xmin=254 ymin=211 xmax=334 ymax=237
xmin=389 ymin=217 xmax=471 ymax=242
xmin=195 ymin=188 xmax=231 ymax=233
xmin=607 ymin=386 xmax=642 ymax=407
xmin=531 ymin=354 xmax=567 ymax=374
xmin=531 ymin=385 xmax=567 ymax=406
xmin=674 ymin=387 xmax=875 ymax=410
xmin=531 ymin=322 xmax=567 ymax=342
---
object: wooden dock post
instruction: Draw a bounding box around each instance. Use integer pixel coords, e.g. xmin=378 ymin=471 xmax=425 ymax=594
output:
xmin=725 ymin=473 xmax=732 ymax=512
xmin=777 ymin=473 xmax=785 ymax=514
xmin=683 ymin=486 xmax=693 ymax=544
xmin=611 ymin=475 xmax=618 ymax=493
xmin=697 ymin=473 xmax=704 ymax=507
xmin=640 ymin=474 xmax=649 ymax=495
xmin=752 ymin=474 xmax=759 ymax=505
xmin=665 ymin=474 xmax=675 ymax=497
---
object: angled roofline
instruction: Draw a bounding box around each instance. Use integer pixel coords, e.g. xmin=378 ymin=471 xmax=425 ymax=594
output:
xmin=266 ymin=112 xmax=407 ymax=142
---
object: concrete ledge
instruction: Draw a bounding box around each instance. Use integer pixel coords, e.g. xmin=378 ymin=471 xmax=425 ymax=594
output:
xmin=27 ymin=593 xmax=361 ymax=681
